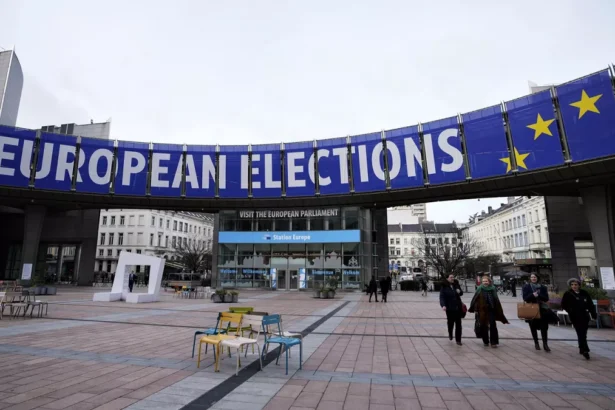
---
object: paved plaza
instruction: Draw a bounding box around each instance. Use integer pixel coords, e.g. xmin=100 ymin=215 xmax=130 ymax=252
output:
xmin=1 ymin=288 xmax=615 ymax=410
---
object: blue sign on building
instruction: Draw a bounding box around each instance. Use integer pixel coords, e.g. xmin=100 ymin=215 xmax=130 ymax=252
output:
xmin=218 ymin=230 xmax=361 ymax=244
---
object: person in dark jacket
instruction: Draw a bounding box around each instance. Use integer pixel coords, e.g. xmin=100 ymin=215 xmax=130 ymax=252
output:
xmin=561 ymin=278 xmax=597 ymax=359
xmin=420 ymin=279 xmax=428 ymax=296
xmin=379 ymin=277 xmax=389 ymax=303
xmin=469 ymin=276 xmax=509 ymax=347
xmin=368 ymin=276 xmax=379 ymax=303
xmin=522 ymin=273 xmax=552 ymax=352
xmin=510 ymin=278 xmax=517 ymax=297
xmin=440 ymin=274 xmax=464 ymax=345
xmin=386 ymin=276 xmax=392 ymax=293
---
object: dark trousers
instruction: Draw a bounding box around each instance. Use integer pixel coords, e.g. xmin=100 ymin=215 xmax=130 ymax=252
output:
xmin=573 ymin=318 xmax=590 ymax=353
xmin=529 ymin=316 xmax=549 ymax=343
xmin=369 ymin=291 xmax=378 ymax=302
xmin=481 ymin=312 xmax=499 ymax=345
xmin=128 ymin=281 xmax=134 ymax=293
xmin=511 ymin=287 xmax=517 ymax=297
xmin=446 ymin=310 xmax=462 ymax=342
xmin=381 ymin=291 xmax=388 ymax=303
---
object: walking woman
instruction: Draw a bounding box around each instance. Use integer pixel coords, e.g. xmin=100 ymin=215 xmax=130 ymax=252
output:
xmin=469 ymin=276 xmax=509 ymax=347
xmin=522 ymin=273 xmax=552 ymax=352
xmin=421 ymin=279 xmax=428 ymax=296
xmin=561 ymin=278 xmax=596 ymax=359
xmin=440 ymin=274 xmax=464 ymax=345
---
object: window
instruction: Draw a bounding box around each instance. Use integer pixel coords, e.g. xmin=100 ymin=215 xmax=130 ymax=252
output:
xmin=396 ymin=248 xmax=401 ymax=256
xmin=403 ymin=248 xmax=408 ymax=255
xmin=98 ymin=261 xmax=103 ymax=271
xmin=118 ymin=233 xmax=124 ymax=245
xmin=109 ymin=233 xmax=114 ymax=245
xmin=179 ymin=222 xmax=183 ymax=232
xmin=110 ymin=216 xmax=115 ymax=225
xmin=404 ymin=238 xmax=408 ymax=245
xmin=522 ymin=214 xmax=526 ymax=226
xmin=389 ymin=247 xmax=395 ymax=256
xmin=183 ymin=237 xmax=187 ymax=247
xmin=102 ymin=216 xmax=107 ymax=225
xmin=98 ymin=249 xmax=104 ymax=256
xmin=129 ymin=215 xmax=135 ymax=225
xmin=126 ymin=249 xmax=131 ymax=253
xmin=151 ymin=216 xmax=155 ymax=226
xmin=535 ymin=210 xmax=539 ymax=222
xmin=501 ymin=222 xmax=505 ymax=231
xmin=528 ymin=212 xmax=532 ymax=223
xmin=165 ymin=236 xmax=169 ymax=247
xmin=100 ymin=233 xmax=106 ymax=245
xmin=530 ymin=229 xmax=534 ymax=243
xmin=390 ymin=238 xmax=394 ymax=245
xmin=127 ymin=233 xmax=133 ymax=245
xmin=138 ymin=215 xmax=144 ymax=226
xmin=166 ymin=219 xmax=170 ymax=229
xmin=106 ymin=262 xmax=111 ymax=273
xmin=173 ymin=221 xmax=177 ymax=231
xmin=395 ymin=238 xmax=400 ymax=245
xmin=149 ymin=234 xmax=154 ymax=246
xmin=137 ymin=233 xmax=143 ymax=245
xmin=157 ymin=234 xmax=162 ymax=247
xmin=136 ymin=249 xmax=142 ymax=254
xmin=120 ymin=216 xmax=125 ymax=225
xmin=116 ymin=249 xmax=121 ymax=256
xmin=542 ymin=207 xmax=546 ymax=220
xmin=107 ymin=249 xmax=112 ymax=256
xmin=523 ymin=232 xmax=528 ymax=246
xmin=513 ymin=218 xmax=517 ymax=229
xmin=184 ymin=224 xmax=188 ymax=233
xmin=172 ymin=236 xmax=177 ymax=247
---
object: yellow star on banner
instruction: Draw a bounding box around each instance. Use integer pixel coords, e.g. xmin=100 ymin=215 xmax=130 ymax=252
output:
xmin=500 ymin=148 xmax=530 ymax=173
xmin=526 ymin=113 xmax=555 ymax=140
xmin=570 ymin=90 xmax=602 ymax=119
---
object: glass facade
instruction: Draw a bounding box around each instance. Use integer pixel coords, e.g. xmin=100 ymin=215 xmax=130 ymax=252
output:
xmin=215 ymin=207 xmax=371 ymax=290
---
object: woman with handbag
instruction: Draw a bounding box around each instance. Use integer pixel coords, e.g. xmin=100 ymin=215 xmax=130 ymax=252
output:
xmin=439 ymin=274 xmax=465 ymax=345
xmin=561 ymin=278 xmax=596 ymax=359
xmin=469 ymin=276 xmax=509 ymax=347
xmin=522 ymin=273 xmax=552 ymax=352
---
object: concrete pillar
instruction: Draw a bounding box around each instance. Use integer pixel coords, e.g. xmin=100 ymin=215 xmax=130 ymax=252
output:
xmin=211 ymin=214 xmax=220 ymax=287
xmin=21 ymin=205 xmax=46 ymax=283
xmin=581 ymin=186 xmax=615 ymax=289
xmin=372 ymin=208 xmax=389 ymax=279
xmin=77 ymin=237 xmax=97 ymax=286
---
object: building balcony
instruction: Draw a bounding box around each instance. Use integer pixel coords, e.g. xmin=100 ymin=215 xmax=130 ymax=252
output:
xmin=529 ymin=242 xmax=549 ymax=251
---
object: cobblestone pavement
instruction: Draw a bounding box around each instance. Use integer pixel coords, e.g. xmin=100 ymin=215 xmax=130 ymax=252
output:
xmin=1 ymin=288 xmax=615 ymax=409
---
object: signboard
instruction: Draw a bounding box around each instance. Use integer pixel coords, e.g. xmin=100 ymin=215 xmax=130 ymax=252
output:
xmin=600 ymin=266 xmax=615 ymax=290
xmin=238 ymin=209 xmax=339 ymax=219
xmin=219 ymin=230 xmax=360 ymax=244
xmin=21 ymin=263 xmax=32 ymax=280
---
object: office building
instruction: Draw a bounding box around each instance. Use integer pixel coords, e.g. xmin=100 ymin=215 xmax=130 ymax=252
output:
xmin=0 ymin=48 xmax=23 ymax=127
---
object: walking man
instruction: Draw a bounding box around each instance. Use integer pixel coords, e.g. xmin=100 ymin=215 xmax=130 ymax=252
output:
xmin=368 ymin=276 xmax=379 ymax=303
xmin=510 ymin=278 xmax=517 ymax=297
xmin=128 ymin=271 xmax=136 ymax=293
xmin=380 ymin=276 xmax=389 ymax=303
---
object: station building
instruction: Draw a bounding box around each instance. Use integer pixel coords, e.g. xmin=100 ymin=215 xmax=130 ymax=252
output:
xmin=211 ymin=207 xmax=389 ymax=290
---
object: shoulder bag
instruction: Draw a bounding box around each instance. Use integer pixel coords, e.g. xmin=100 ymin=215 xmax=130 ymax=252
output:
xmin=517 ymin=302 xmax=541 ymax=320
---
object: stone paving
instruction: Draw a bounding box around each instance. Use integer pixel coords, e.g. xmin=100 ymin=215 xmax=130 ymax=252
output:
xmin=0 ymin=288 xmax=615 ymax=409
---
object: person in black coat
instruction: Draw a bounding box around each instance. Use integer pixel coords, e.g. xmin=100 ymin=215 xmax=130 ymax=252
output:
xmin=368 ymin=276 xmax=379 ymax=303
xmin=522 ymin=273 xmax=551 ymax=352
xmin=561 ymin=278 xmax=597 ymax=359
xmin=440 ymin=274 xmax=464 ymax=345
xmin=128 ymin=271 xmax=136 ymax=293
xmin=380 ymin=277 xmax=389 ymax=303
xmin=510 ymin=278 xmax=517 ymax=297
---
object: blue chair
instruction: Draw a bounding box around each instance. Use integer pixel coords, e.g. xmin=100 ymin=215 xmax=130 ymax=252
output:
xmin=262 ymin=314 xmax=302 ymax=375
xmin=192 ymin=313 xmax=228 ymax=357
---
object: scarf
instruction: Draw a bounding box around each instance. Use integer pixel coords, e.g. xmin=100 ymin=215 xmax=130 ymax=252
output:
xmin=476 ymin=284 xmax=498 ymax=308
xmin=530 ymin=283 xmax=549 ymax=310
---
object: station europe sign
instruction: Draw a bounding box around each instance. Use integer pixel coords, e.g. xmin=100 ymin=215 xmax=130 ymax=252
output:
xmin=1 ymin=69 xmax=615 ymax=199
xmin=218 ymin=230 xmax=361 ymax=244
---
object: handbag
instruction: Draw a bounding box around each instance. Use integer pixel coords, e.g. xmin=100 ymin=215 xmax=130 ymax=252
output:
xmin=517 ymin=302 xmax=541 ymax=320
xmin=473 ymin=313 xmax=481 ymax=338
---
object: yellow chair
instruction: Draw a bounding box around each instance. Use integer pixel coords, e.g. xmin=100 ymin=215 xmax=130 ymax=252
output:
xmin=196 ymin=312 xmax=243 ymax=371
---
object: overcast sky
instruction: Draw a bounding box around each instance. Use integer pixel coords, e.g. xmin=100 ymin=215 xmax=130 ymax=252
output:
xmin=2 ymin=0 xmax=614 ymax=222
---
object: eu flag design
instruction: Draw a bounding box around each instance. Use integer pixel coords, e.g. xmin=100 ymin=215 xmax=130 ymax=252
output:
xmin=556 ymin=69 xmax=615 ymax=162
xmin=462 ymin=105 xmax=510 ymax=179
xmin=505 ymin=89 xmax=565 ymax=172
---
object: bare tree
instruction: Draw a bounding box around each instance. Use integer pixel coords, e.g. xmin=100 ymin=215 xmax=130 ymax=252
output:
xmin=411 ymin=229 xmax=482 ymax=279
xmin=174 ymin=236 xmax=213 ymax=273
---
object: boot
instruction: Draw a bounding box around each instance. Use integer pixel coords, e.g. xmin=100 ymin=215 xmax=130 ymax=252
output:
xmin=542 ymin=330 xmax=550 ymax=352
xmin=534 ymin=341 xmax=541 ymax=350
xmin=531 ymin=327 xmax=540 ymax=350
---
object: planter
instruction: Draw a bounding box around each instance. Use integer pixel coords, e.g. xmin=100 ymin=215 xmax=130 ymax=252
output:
xmin=39 ymin=287 xmax=48 ymax=295
xmin=46 ymin=287 xmax=57 ymax=295
xmin=32 ymin=286 xmax=42 ymax=295
xmin=320 ymin=292 xmax=328 ymax=299
xmin=212 ymin=294 xmax=223 ymax=303
xmin=327 ymin=291 xmax=335 ymax=299
xmin=314 ymin=290 xmax=321 ymax=298
xmin=223 ymin=294 xmax=233 ymax=303
xmin=231 ymin=294 xmax=239 ymax=303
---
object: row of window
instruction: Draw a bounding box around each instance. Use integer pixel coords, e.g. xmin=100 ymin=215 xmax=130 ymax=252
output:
xmin=476 ymin=207 xmax=547 ymax=238
xmin=219 ymin=208 xmax=362 ymax=232
xmin=479 ymin=226 xmax=549 ymax=251
xmin=98 ymin=232 xmax=212 ymax=249
xmin=388 ymin=236 xmax=458 ymax=246
xmin=101 ymin=215 xmax=211 ymax=236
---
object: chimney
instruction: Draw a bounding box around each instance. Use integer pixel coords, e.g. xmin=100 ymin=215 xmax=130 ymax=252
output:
xmin=488 ymin=206 xmax=493 ymax=214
